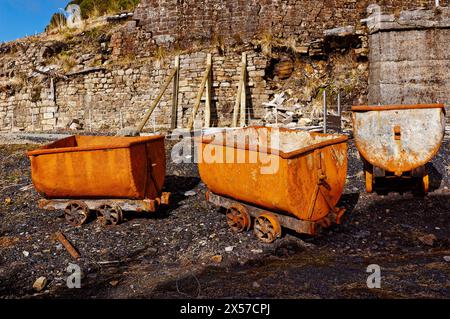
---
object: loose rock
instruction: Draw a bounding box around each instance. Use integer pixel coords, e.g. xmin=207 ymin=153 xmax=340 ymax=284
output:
xmin=418 ymin=234 xmax=437 ymax=246
xmin=33 ymin=277 xmax=47 ymax=292
xmin=184 ymin=190 xmax=196 ymax=197
xmin=211 ymin=255 xmax=223 ymax=263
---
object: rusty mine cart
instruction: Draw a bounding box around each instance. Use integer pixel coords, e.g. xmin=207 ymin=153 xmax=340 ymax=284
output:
xmin=352 ymin=104 xmax=446 ymax=194
xmin=27 ymin=135 xmax=170 ymax=227
xmin=197 ymin=127 xmax=349 ymax=243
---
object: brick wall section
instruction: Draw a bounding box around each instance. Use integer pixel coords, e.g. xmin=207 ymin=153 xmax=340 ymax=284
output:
xmin=132 ymin=0 xmax=434 ymax=46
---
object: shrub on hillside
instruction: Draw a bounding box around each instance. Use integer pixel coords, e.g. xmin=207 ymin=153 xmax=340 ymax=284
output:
xmin=47 ymin=13 xmax=67 ymax=31
xmin=66 ymin=0 xmax=140 ymax=19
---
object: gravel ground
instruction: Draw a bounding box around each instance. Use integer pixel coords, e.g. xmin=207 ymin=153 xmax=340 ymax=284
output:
xmin=0 ymin=133 xmax=449 ymax=299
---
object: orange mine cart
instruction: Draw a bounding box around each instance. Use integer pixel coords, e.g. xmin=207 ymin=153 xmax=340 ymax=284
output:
xmin=28 ymin=135 xmax=170 ymax=227
xmin=197 ymin=126 xmax=349 ymax=243
xmin=352 ymin=104 xmax=446 ymax=194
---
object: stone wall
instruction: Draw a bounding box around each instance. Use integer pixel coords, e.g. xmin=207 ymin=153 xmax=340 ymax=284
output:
xmin=0 ymin=50 xmax=269 ymax=131
xmin=1 ymin=0 xmax=449 ymax=132
xmin=367 ymin=6 xmax=450 ymax=109
xmin=127 ymin=0 xmax=435 ymax=54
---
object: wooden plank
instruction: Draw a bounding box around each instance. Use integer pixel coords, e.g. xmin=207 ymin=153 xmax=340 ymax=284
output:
xmin=232 ymin=53 xmax=247 ymax=127
xmin=337 ymin=92 xmax=341 ymax=115
xmin=55 ymin=232 xmax=81 ymax=259
xmin=232 ymin=80 xmax=243 ymax=127
xmin=204 ymin=54 xmax=212 ymax=128
xmin=171 ymin=56 xmax=180 ymax=130
xmin=33 ymin=68 xmax=69 ymax=81
xmin=136 ymin=68 xmax=177 ymax=133
xmin=187 ymin=58 xmax=212 ymax=131
xmin=323 ymin=90 xmax=327 ymax=133
xmin=239 ymin=52 xmax=247 ymax=127
xmin=66 ymin=67 xmax=106 ymax=77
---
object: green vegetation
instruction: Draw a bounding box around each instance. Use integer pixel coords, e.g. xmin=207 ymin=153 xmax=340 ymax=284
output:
xmin=66 ymin=0 xmax=141 ymax=19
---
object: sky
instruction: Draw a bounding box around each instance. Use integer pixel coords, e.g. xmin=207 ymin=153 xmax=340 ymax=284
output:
xmin=0 ymin=0 xmax=69 ymax=43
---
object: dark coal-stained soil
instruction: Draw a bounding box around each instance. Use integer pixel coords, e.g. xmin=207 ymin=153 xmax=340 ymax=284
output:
xmin=0 ymin=136 xmax=449 ymax=299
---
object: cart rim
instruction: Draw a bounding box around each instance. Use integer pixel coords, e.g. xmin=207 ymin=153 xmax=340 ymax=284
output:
xmin=351 ymin=105 xmax=445 ymax=173
xmin=27 ymin=135 xmax=165 ymax=157
xmin=351 ymin=103 xmax=445 ymax=113
xmin=196 ymin=126 xmax=348 ymax=159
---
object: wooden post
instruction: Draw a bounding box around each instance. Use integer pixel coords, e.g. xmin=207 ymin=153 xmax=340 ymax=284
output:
xmin=187 ymin=56 xmax=212 ymax=131
xmin=136 ymin=68 xmax=177 ymax=133
xmin=55 ymin=232 xmax=80 ymax=259
xmin=49 ymin=78 xmax=55 ymax=102
xmin=337 ymin=92 xmax=341 ymax=116
xmin=323 ymin=90 xmax=327 ymax=134
xmin=89 ymin=109 xmax=92 ymax=132
xmin=275 ymin=107 xmax=278 ymax=126
xmin=204 ymin=54 xmax=212 ymax=128
xmin=31 ymin=111 xmax=35 ymax=132
xmin=232 ymin=78 xmax=243 ymax=127
xmin=233 ymin=52 xmax=247 ymax=127
xmin=119 ymin=109 xmax=124 ymax=129
xmin=152 ymin=114 xmax=156 ymax=133
xmin=240 ymin=53 xmax=248 ymax=127
xmin=171 ymin=56 xmax=180 ymax=130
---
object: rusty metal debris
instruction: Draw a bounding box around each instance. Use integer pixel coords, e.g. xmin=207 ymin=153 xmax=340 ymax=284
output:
xmin=55 ymin=232 xmax=80 ymax=259
xmin=352 ymin=103 xmax=446 ymax=193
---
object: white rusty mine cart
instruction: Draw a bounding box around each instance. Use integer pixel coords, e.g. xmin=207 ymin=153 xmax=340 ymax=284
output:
xmin=351 ymin=104 xmax=446 ymax=194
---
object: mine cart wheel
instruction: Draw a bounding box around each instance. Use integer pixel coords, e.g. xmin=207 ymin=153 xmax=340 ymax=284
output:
xmin=64 ymin=201 xmax=90 ymax=227
xmin=97 ymin=204 xmax=123 ymax=226
xmin=226 ymin=205 xmax=251 ymax=233
xmin=253 ymin=213 xmax=282 ymax=243
xmin=422 ymin=174 xmax=429 ymax=194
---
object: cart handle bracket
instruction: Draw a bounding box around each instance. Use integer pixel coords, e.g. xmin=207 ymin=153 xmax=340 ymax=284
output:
xmin=394 ymin=125 xmax=401 ymax=140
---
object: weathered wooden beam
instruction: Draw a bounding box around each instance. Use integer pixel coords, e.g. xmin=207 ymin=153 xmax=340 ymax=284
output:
xmin=171 ymin=56 xmax=180 ymax=130
xmin=55 ymin=232 xmax=80 ymax=260
xmin=323 ymin=90 xmax=327 ymax=133
xmin=239 ymin=53 xmax=247 ymax=127
xmin=187 ymin=57 xmax=212 ymax=131
xmin=33 ymin=68 xmax=68 ymax=81
xmin=136 ymin=68 xmax=177 ymax=133
xmin=232 ymin=52 xmax=247 ymax=127
xmin=66 ymin=67 xmax=106 ymax=77
xmin=204 ymin=54 xmax=212 ymax=128
xmin=232 ymin=80 xmax=243 ymax=127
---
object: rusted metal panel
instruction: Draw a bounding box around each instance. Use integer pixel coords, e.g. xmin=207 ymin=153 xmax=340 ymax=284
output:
xmin=197 ymin=127 xmax=348 ymax=223
xmin=352 ymin=104 xmax=445 ymax=174
xmin=55 ymin=232 xmax=80 ymax=259
xmin=27 ymin=135 xmax=166 ymax=200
